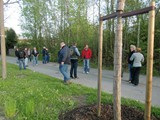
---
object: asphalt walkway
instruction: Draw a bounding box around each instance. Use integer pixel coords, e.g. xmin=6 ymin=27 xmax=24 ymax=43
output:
xmin=2 ymin=56 xmax=160 ymax=107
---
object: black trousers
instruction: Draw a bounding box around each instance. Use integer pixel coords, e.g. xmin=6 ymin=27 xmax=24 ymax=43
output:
xmin=131 ymin=67 xmax=141 ymax=85
xmin=70 ymin=59 xmax=78 ymax=78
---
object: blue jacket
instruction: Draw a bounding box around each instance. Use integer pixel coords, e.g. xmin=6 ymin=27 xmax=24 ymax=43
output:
xmin=58 ymin=45 xmax=70 ymax=64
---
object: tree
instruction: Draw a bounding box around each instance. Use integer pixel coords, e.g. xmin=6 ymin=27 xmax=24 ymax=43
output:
xmin=5 ymin=28 xmax=17 ymax=54
xmin=1 ymin=0 xmax=7 ymax=79
xmin=113 ymin=0 xmax=125 ymax=120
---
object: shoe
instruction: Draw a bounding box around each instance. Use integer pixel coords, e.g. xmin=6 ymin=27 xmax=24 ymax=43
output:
xmin=65 ymin=80 xmax=72 ymax=84
xmin=128 ymin=80 xmax=131 ymax=83
xmin=86 ymin=72 xmax=89 ymax=74
xmin=70 ymin=76 xmax=75 ymax=79
xmin=83 ymin=71 xmax=85 ymax=74
xmin=74 ymin=77 xmax=79 ymax=79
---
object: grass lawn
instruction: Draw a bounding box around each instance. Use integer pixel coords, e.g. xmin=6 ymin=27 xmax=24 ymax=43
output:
xmin=0 ymin=62 xmax=160 ymax=120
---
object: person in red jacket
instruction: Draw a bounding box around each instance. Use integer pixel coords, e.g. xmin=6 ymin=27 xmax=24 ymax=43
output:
xmin=81 ymin=44 xmax=92 ymax=74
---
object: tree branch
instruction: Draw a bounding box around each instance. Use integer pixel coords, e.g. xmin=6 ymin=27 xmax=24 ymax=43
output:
xmin=4 ymin=0 xmax=21 ymax=5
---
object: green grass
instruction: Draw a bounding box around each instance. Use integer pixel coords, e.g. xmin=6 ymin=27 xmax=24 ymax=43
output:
xmin=0 ymin=62 xmax=160 ymax=120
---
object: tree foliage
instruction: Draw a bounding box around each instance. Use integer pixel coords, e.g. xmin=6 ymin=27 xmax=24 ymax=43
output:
xmin=5 ymin=28 xmax=17 ymax=54
xmin=19 ymin=0 xmax=160 ymax=73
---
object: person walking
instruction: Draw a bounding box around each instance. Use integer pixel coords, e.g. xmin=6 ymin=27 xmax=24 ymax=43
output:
xmin=128 ymin=45 xmax=136 ymax=82
xmin=32 ymin=47 xmax=39 ymax=66
xmin=130 ymin=47 xmax=144 ymax=86
xmin=58 ymin=42 xmax=71 ymax=84
xmin=15 ymin=48 xmax=19 ymax=64
xmin=24 ymin=47 xmax=29 ymax=67
xmin=42 ymin=47 xmax=47 ymax=64
xmin=81 ymin=44 xmax=92 ymax=74
xmin=28 ymin=48 xmax=32 ymax=62
xmin=70 ymin=43 xmax=80 ymax=79
xmin=18 ymin=48 xmax=26 ymax=70
xmin=46 ymin=48 xmax=50 ymax=63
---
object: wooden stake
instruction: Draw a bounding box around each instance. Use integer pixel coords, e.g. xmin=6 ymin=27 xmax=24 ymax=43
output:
xmin=97 ymin=16 xmax=103 ymax=117
xmin=113 ymin=0 xmax=125 ymax=120
xmin=145 ymin=1 xmax=155 ymax=120
xmin=0 ymin=0 xmax=7 ymax=79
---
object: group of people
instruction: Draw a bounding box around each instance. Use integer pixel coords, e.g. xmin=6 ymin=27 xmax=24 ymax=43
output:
xmin=58 ymin=42 xmax=92 ymax=84
xmin=15 ymin=43 xmax=144 ymax=86
xmin=15 ymin=47 xmax=39 ymax=70
xmin=128 ymin=45 xmax=144 ymax=86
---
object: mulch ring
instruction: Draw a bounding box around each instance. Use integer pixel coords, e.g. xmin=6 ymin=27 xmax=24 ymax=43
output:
xmin=59 ymin=104 xmax=159 ymax=120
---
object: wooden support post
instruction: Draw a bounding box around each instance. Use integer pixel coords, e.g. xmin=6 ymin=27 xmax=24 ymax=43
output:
xmin=97 ymin=16 xmax=103 ymax=117
xmin=0 ymin=0 xmax=7 ymax=79
xmin=113 ymin=0 xmax=125 ymax=120
xmin=145 ymin=1 xmax=155 ymax=120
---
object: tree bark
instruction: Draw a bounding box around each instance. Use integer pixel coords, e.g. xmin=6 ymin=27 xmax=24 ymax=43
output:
xmin=0 ymin=0 xmax=7 ymax=79
xmin=97 ymin=15 xmax=103 ymax=117
xmin=145 ymin=1 xmax=155 ymax=120
xmin=113 ymin=0 xmax=125 ymax=120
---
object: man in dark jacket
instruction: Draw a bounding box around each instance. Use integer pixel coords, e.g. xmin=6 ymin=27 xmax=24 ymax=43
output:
xmin=15 ymin=48 xmax=19 ymax=63
xmin=42 ymin=47 xmax=47 ymax=64
xmin=58 ymin=42 xmax=71 ymax=84
xmin=18 ymin=48 xmax=26 ymax=70
xmin=70 ymin=42 xmax=80 ymax=79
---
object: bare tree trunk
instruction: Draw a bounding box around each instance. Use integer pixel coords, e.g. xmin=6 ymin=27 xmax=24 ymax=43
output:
xmin=145 ymin=1 xmax=155 ymax=120
xmin=113 ymin=0 xmax=125 ymax=120
xmin=97 ymin=15 xmax=103 ymax=117
xmin=0 ymin=0 xmax=7 ymax=79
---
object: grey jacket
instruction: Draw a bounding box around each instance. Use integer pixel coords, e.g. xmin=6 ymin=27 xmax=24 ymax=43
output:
xmin=130 ymin=52 xmax=144 ymax=67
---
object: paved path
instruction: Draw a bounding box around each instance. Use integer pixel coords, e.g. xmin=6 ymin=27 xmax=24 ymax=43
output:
xmin=2 ymin=56 xmax=160 ymax=107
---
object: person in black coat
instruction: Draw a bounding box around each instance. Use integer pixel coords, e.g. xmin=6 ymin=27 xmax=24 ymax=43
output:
xmin=128 ymin=45 xmax=136 ymax=82
xmin=15 ymin=48 xmax=19 ymax=63
xmin=58 ymin=42 xmax=71 ymax=84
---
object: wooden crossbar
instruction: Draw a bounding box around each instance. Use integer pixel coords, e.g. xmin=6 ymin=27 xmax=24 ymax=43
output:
xmin=101 ymin=6 xmax=155 ymax=21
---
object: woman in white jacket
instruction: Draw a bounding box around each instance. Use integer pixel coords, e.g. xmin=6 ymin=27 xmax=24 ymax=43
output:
xmin=130 ymin=48 xmax=144 ymax=86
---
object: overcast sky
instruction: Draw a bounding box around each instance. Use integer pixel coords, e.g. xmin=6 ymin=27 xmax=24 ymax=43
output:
xmin=4 ymin=3 xmax=22 ymax=35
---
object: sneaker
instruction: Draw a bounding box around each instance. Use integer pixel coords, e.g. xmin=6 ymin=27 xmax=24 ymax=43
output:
xmin=74 ymin=77 xmax=79 ymax=79
xmin=86 ymin=72 xmax=89 ymax=74
xmin=65 ymin=80 xmax=72 ymax=84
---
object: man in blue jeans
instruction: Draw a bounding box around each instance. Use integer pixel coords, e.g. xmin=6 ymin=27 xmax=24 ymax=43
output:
xmin=18 ymin=48 xmax=26 ymax=70
xmin=58 ymin=42 xmax=71 ymax=84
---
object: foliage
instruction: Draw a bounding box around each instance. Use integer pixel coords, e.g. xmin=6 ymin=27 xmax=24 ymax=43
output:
xmin=20 ymin=0 xmax=160 ymax=73
xmin=5 ymin=28 xmax=17 ymax=54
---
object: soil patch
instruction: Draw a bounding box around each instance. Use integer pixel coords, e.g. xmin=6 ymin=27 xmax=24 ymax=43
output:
xmin=59 ymin=104 xmax=159 ymax=120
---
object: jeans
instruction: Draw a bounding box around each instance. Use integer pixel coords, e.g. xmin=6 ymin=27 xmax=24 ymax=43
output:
xmin=70 ymin=59 xmax=78 ymax=78
xmin=25 ymin=57 xmax=28 ymax=66
xmin=19 ymin=58 xmax=26 ymax=70
xmin=59 ymin=64 xmax=70 ymax=82
xmin=128 ymin=64 xmax=133 ymax=81
xmin=83 ymin=59 xmax=90 ymax=73
xmin=33 ymin=56 xmax=38 ymax=66
xmin=42 ymin=55 xmax=47 ymax=64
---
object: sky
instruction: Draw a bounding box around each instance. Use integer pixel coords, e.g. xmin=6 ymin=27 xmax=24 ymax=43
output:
xmin=4 ymin=2 xmax=22 ymax=35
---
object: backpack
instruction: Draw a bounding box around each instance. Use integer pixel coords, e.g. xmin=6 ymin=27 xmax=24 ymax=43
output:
xmin=69 ymin=47 xmax=76 ymax=56
xmin=19 ymin=51 xmax=24 ymax=58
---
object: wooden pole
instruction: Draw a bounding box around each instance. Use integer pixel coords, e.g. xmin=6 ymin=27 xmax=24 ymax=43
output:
xmin=145 ymin=1 xmax=155 ymax=120
xmin=113 ymin=0 xmax=125 ymax=120
xmin=97 ymin=16 xmax=103 ymax=117
xmin=0 ymin=0 xmax=7 ymax=79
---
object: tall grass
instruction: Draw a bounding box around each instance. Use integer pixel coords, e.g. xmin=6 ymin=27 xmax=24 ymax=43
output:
xmin=0 ymin=62 xmax=160 ymax=119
